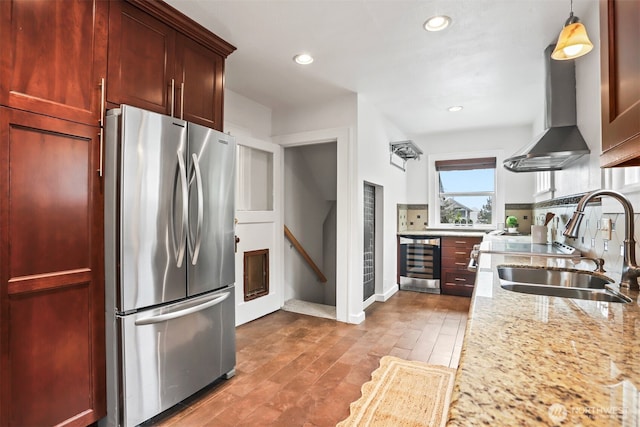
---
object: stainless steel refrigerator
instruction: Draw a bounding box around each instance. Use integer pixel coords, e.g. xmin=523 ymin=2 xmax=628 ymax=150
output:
xmin=102 ymin=105 xmax=236 ymax=427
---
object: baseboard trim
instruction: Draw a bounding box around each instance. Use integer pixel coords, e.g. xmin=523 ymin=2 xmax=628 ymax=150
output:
xmin=376 ymin=284 xmax=399 ymax=302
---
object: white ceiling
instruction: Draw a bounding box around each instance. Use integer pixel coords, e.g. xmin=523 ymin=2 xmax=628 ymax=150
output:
xmin=165 ymin=0 xmax=599 ymax=136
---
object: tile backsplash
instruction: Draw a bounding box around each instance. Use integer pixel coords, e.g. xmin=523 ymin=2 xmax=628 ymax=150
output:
xmin=397 ymin=204 xmax=428 ymax=231
xmin=504 ymin=204 xmax=533 ymax=233
xmin=534 ymin=193 xmax=640 ymax=282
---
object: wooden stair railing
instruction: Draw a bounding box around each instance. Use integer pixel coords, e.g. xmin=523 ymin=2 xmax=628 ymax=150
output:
xmin=284 ymin=225 xmax=327 ymax=283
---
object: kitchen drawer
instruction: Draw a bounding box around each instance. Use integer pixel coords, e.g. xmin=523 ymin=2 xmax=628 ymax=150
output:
xmin=441 ymin=281 xmax=474 ymax=297
xmin=441 ymin=255 xmax=469 ymax=270
xmin=443 ymin=270 xmax=476 ymax=286
xmin=441 ymin=236 xmax=481 ymax=249
xmin=441 ymin=269 xmax=477 ymax=297
xmin=442 ymin=246 xmax=473 ymax=260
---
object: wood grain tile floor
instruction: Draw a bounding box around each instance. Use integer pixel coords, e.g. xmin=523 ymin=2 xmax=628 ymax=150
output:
xmin=146 ymin=291 xmax=470 ymax=427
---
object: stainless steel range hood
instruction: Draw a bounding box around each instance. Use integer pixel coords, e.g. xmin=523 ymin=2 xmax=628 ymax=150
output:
xmin=503 ymin=45 xmax=590 ymax=172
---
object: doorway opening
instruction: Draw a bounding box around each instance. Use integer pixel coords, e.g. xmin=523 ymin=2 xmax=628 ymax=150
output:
xmin=282 ymin=142 xmax=337 ymax=319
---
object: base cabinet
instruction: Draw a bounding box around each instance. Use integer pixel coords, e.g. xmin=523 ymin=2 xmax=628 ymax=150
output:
xmin=440 ymin=236 xmax=481 ymax=297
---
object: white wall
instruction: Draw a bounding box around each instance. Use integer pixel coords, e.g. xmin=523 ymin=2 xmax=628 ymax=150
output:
xmin=225 ymin=89 xmax=273 ymax=139
xmin=406 ymin=126 xmax=535 ymax=205
xmin=273 ymin=94 xmax=358 ymax=136
xmin=357 ymin=95 xmax=409 ymax=299
xmin=552 ymin=0 xmax=603 ymax=197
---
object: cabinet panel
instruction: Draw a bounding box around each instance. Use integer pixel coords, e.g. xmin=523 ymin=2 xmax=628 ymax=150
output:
xmin=0 ymin=0 xmax=107 ymax=125
xmin=600 ymin=0 xmax=640 ymax=167
xmin=107 ymin=1 xmax=175 ymax=114
xmin=0 ymin=108 xmax=105 ymax=426
xmin=8 ymin=125 xmax=91 ymax=277
xmin=176 ymin=34 xmax=224 ymax=130
xmin=9 ymin=283 xmax=92 ymax=427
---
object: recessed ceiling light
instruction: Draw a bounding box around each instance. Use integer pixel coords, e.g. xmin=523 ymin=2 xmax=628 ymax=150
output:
xmin=447 ymin=106 xmax=463 ymax=112
xmin=424 ymin=15 xmax=451 ymax=32
xmin=293 ymin=53 xmax=314 ymax=65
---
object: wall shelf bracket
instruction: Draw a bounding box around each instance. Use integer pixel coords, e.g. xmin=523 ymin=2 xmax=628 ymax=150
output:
xmin=389 ymin=140 xmax=423 ymax=171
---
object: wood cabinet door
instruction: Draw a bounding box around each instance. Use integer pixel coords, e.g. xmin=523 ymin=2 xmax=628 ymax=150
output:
xmin=600 ymin=0 xmax=640 ymax=167
xmin=107 ymin=0 xmax=176 ymax=115
xmin=0 ymin=0 xmax=108 ymax=126
xmin=175 ymin=34 xmax=225 ymax=130
xmin=0 ymin=108 xmax=105 ymax=426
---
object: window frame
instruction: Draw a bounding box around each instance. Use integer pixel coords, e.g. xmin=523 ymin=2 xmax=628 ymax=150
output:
xmin=428 ymin=150 xmax=505 ymax=229
xmin=602 ymin=166 xmax=640 ymax=213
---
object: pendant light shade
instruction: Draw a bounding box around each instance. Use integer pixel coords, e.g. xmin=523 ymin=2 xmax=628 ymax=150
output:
xmin=551 ymin=6 xmax=593 ymax=60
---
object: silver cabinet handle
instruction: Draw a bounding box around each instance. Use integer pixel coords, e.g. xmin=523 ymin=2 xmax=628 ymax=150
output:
xmin=98 ymin=77 xmax=105 ymax=177
xmin=188 ymin=153 xmax=204 ymax=265
xmin=180 ymin=81 xmax=185 ymax=120
xmin=135 ymin=292 xmax=230 ymax=325
xmin=170 ymin=78 xmax=175 ymax=117
xmin=172 ymin=152 xmax=188 ymax=267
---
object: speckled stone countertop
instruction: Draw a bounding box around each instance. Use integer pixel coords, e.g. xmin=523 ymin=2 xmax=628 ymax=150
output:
xmin=398 ymin=229 xmax=487 ymax=237
xmin=446 ymin=252 xmax=640 ymax=426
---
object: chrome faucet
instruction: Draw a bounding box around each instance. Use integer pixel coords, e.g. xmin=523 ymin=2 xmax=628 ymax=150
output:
xmin=563 ymin=189 xmax=640 ymax=290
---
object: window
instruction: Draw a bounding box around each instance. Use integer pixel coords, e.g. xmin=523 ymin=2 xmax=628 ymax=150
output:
xmin=535 ymin=171 xmax=555 ymax=198
xmin=236 ymin=145 xmax=273 ymax=211
xmin=435 ymin=157 xmax=496 ymax=226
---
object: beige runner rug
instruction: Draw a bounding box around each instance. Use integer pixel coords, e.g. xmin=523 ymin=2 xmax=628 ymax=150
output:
xmin=337 ymin=356 xmax=455 ymax=427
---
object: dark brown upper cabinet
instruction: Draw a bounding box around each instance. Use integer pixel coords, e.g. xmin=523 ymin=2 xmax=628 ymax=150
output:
xmin=600 ymin=0 xmax=640 ymax=167
xmin=107 ymin=0 xmax=235 ymax=131
xmin=0 ymin=0 xmax=108 ymax=126
xmin=107 ymin=1 xmax=176 ymax=116
xmin=175 ymin=34 xmax=225 ymax=130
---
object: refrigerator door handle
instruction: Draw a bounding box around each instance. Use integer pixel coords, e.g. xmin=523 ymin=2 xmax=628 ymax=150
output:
xmin=188 ymin=153 xmax=204 ymax=265
xmin=172 ymin=152 xmax=189 ymax=267
xmin=134 ymin=292 xmax=230 ymax=326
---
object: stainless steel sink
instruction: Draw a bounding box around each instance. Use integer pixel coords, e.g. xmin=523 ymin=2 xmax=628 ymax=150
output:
xmin=497 ymin=266 xmax=612 ymax=289
xmin=497 ymin=265 xmax=632 ymax=303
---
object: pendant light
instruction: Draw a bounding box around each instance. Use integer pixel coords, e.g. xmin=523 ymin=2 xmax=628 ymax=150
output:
xmin=551 ymin=0 xmax=593 ymax=60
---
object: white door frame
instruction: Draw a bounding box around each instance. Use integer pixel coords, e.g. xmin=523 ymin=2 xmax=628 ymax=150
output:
xmin=274 ymin=127 xmax=364 ymax=324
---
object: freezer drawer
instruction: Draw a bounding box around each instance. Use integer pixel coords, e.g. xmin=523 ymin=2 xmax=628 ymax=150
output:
xmin=114 ymin=287 xmax=235 ymax=427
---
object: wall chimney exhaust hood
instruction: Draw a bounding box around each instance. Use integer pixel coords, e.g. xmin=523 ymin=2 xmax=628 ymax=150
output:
xmin=503 ymin=45 xmax=590 ymax=173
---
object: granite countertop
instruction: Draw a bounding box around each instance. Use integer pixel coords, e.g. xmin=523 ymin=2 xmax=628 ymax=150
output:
xmin=398 ymin=229 xmax=487 ymax=237
xmin=446 ymin=252 xmax=640 ymax=426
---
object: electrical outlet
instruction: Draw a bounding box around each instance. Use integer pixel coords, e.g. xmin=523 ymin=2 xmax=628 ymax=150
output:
xmin=591 ymin=238 xmax=596 ymax=247
xmin=601 ymin=218 xmax=612 ymax=240
xmin=604 ymin=240 xmax=609 ymax=251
